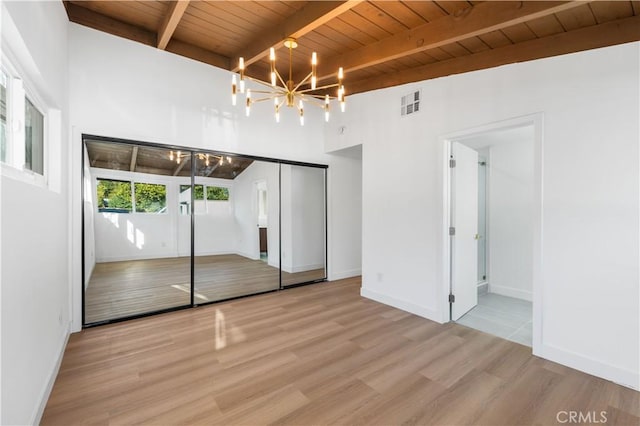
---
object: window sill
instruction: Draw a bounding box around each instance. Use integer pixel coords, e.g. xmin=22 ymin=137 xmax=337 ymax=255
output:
xmin=1 ymin=162 xmax=46 ymax=188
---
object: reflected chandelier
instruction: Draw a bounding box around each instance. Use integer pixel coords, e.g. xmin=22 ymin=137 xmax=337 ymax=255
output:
xmin=169 ymin=150 xmax=232 ymax=167
xmin=231 ymin=37 xmax=345 ymax=125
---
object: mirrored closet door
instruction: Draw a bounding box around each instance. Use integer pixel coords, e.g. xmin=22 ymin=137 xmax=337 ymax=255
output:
xmin=193 ymin=155 xmax=280 ymax=303
xmin=280 ymin=164 xmax=327 ymax=287
xmin=83 ymin=139 xmax=191 ymax=324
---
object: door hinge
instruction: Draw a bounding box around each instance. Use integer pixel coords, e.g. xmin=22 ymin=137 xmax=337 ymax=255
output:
xmin=449 ymin=294 xmax=455 ymax=303
xmin=449 ymin=226 xmax=455 ymax=236
xmin=449 ymin=158 xmax=456 ymax=168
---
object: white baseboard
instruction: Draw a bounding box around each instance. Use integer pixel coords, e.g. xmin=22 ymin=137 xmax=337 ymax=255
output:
xmin=329 ymin=268 xmax=361 ymax=281
xmin=291 ymin=263 xmax=324 ymax=273
xmin=489 ymin=284 xmax=533 ymax=302
xmin=32 ymin=322 xmax=70 ymax=425
xmin=536 ymin=343 xmax=640 ymax=391
xmin=360 ymin=287 xmax=443 ymax=324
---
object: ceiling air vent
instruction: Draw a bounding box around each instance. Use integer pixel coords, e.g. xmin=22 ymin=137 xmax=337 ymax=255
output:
xmin=401 ymin=90 xmax=420 ymax=117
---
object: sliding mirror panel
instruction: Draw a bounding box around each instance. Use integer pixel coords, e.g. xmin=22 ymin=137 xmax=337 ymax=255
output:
xmin=83 ymin=139 xmax=191 ymax=324
xmin=280 ymin=165 xmax=327 ymax=287
xmin=193 ymin=155 xmax=280 ymax=303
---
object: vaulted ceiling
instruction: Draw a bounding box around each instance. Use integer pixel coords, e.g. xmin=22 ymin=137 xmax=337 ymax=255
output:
xmin=64 ymin=1 xmax=640 ymax=95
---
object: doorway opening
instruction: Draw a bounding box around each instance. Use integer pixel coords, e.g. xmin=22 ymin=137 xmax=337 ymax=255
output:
xmin=256 ymin=180 xmax=268 ymax=263
xmin=447 ymin=123 xmax=535 ymax=347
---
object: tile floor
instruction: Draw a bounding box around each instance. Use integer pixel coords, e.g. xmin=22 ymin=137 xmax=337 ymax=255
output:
xmin=457 ymin=292 xmax=532 ymax=347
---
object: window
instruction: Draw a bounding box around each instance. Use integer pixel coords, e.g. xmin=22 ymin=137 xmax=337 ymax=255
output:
xmin=1 ymin=60 xmax=46 ymax=177
xmin=1 ymin=70 xmax=7 ymax=163
xmin=25 ymin=98 xmax=44 ymax=174
xmin=97 ymin=179 xmax=132 ymax=213
xmin=206 ymin=186 xmax=229 ymax=201
xmin=134 ymin=183 xmax=166 ymax=213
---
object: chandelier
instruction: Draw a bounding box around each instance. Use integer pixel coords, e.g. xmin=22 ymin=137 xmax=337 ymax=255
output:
xmin=231 ymin=37 xmax=345 ymax=125
xmin=169 ymin=150 xmax=232 ymax=167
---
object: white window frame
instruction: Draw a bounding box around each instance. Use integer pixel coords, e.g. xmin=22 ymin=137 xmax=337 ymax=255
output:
xmin=1 ymin=52 xmax=48 ymax=187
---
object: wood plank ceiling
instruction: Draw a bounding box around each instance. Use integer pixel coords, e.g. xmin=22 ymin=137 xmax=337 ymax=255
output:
xmin=65 ymin=1 xmax=640 ymax=95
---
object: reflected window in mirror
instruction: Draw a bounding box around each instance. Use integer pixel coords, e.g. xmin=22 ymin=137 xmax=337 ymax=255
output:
xmin=134 ymin=182 xmax=166 ymax=214
xmin=97 ymin=178 xmax=132 ymax=213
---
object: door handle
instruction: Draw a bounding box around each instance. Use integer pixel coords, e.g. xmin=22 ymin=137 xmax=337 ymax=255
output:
xmin=474 ymin=234 xmax=481 ymax=240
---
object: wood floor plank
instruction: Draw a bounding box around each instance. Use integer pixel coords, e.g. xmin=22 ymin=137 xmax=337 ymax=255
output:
xmin=43 ymin=277 xmax=640 ymax=426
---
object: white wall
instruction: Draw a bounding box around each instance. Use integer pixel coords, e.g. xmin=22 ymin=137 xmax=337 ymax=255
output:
xmin=488 ymin=134 xmax=534 ymax=301
xmin=0 ymin=2 xmax=70 ymax=424
xmin=326 ymin=43 xmax=640 ymax=389
xmin=327 ymin=145 xmax=362 ymax=280
xmin=69 ymin=23 xmax=364 ymax=331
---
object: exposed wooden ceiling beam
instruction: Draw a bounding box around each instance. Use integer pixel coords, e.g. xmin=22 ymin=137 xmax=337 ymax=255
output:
xmin=64 ymin=1 xmax=229 ymax=70
xmin=64 ymin=1 xmax=156 ymax=47
xmin=129 ymin=146 xmax=139 ymax=172
xmin=173 ymin=160 xmax=188 ymax=176
xmin=347 ymin=14 xmax=640 ymax=95
xmin=316 ymin=1 xmax=588 ymax=81
xmin=230 ymin=0 xmax=362 ymax=72
xmin=157 ymin=0 xmax=190 ymax=50
xmin=166 ymin=39 xmax=230 ymax=70
xmin=205 ymin=163 xmax=220 ymax=178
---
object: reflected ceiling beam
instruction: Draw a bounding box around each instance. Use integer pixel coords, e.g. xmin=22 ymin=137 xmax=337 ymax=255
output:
xmin=129 ymin=146 xmax=138 ymax=172
xmin=230 ymin=0 xmax=362 ymax=71
xmin=157 ymin=0 xmax=190 ymax=50
xmin=348 ymin=14 xmax=640 ymax=95
xmin=63 ymin=1 xmax=229 ymax=70
xmin=204 ymin=163 xmax=220 ymax=178
xmin=316 ymin=1 xmax=588 ymax=80
xmin=173 ymin=160 xmax=188 ymax=176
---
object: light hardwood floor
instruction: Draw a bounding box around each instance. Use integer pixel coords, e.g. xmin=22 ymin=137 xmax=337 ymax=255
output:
xmin=47 ymin=277 xmax=638 ymax=425
xmin=85 ymin=254 xmax=324 ymax=323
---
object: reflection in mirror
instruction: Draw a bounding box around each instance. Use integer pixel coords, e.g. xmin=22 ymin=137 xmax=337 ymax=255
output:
xmin=83 ymin=139 xmax=190 ymax=324
xmin=194 ymin=156 xmax=280 ymax=302
xmin=280 ymin=165 xmax=327 ymax=287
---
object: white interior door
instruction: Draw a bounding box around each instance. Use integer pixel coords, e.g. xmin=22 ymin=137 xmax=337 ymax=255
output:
xmin=451 ymin=142 xmax=479 ymax=320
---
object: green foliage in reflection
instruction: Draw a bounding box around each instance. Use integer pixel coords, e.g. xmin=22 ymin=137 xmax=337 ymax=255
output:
xmin=180 ymin=184 xmax=228 ymax=200
xmin=207 ymin=186 xmax=229 ymax=201
xmin=134 ymin=183 xmax=166 ymax=213
xmin=180 ymin=184 xmax=204 ymax=199
xmin=97 ymin=179 xmax=132 ymax=211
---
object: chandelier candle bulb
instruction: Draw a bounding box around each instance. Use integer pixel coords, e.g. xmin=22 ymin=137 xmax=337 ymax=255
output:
xmin=246 ymin=89 xmax=251 ymax=117
xmin=231 ymin=75 xmax=237 ymax=106
xmin=169 ymin=151 xmax=174 ymax=161
xmin=239 ymin=57 xmax=245 ymax=93
xmin=311 ymin=52 xmax=317 ymax=90
xmin=325 ymin=94 xmax=330 ymax=122
xmin=269 ymin=47 xmax=276 ymax=86
xmin=299 ymin=100 xmax=304 ymax=126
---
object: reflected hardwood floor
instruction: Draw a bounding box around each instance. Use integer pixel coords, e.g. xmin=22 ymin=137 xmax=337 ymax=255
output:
xmin=85 ymin=254 xmax=324 ymax=323
xmin=46 ymin=278 xmax=638 ymax=425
